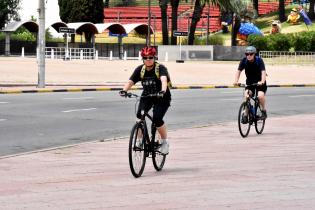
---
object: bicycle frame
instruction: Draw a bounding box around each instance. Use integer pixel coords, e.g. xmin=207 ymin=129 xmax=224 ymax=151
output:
xmin=128 ymin=93 xmax=159 ymax=154
xmin=126 ymin=92 xmax=167 ymax=177
xmin=238 ymin=83 xmax=266 ymax=137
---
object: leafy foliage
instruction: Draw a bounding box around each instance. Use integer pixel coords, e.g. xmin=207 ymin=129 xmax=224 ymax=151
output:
xmin=58 ymin=0 xmax=104 ymax=23
xmin=248 ymin=31 xmax=315 ymax=52
xmin=0 ymin=0 xmax=20 ymax=29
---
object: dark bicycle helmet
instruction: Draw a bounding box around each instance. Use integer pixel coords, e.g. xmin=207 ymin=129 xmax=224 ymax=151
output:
xmin=245 ymin=46 xmax=257 ymax=54
xmin=140 ymin=46 xmax=157 ymax=57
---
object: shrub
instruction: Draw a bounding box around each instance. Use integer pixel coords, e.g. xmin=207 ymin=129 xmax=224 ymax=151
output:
xmin=247 ymin=34 xmax=268 ymax=51
xmin=293 ymin=31 xmax=313 ymax=51
xmin=187 ymin=34 xmax=224 ymax=45
xmin=267 ymin=33 xmax=291 ymax=51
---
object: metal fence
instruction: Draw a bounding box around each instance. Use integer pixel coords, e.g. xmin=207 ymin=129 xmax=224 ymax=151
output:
xmin=259 ymin=51 xmax=315 ymax=65
xmin=45 ymin=47 xmax=95 ymax=60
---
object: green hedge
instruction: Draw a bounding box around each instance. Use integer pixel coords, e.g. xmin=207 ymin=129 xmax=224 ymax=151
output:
xmin=181 ymin=34 xmax=224 ymax=45
xmin=248 ymin=31 xmax=315 ymax=52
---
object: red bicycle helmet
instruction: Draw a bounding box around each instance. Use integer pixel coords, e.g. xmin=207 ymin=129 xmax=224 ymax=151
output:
xmin=140 ymin=46 xmax=156 ymax=57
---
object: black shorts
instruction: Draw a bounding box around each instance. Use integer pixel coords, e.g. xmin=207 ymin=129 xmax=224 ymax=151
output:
xmin=137 ymin=98 xmax=170 ymax=127
xmin=246 ymin=83 xmax=267 ymax=95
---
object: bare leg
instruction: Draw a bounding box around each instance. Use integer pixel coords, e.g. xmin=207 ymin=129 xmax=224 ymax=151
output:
xmin=258 ymin=91 xmax=266 ymax=110
xmin=157 ymin=124 xmax=167 ymax=140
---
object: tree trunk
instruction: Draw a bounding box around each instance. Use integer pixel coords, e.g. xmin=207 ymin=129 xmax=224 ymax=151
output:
xmin=170 ymin=0 xmax=180 ymax=45
xmin=231 ymin=14 xmax=241 ymax=46
xmin=104 ymin=0 xmax=109 ymax=8
xmin=308 ymin=0 xmax=315 ymax=20
xmin=279 ymin=0 xmax=286 ymax=22
xmin=253 ymin=0 xmax=259 ymax=17
xmin=159 ymin=0 xmax=169 ymax=45
xmin=188 ymin=0 xmax=204 ymax=45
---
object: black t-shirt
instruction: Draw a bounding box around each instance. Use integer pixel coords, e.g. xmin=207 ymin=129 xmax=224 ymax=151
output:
xmin=129 ymin=63 xmax=171 ymax=100
xmin=238 ymin=56 xmax=266 ymax=85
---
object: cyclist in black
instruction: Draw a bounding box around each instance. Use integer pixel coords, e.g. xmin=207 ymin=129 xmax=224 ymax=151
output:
xmin=119 ymin=46 xmax=171 ymax=155
xmin=233 ymin=46 xmax=267 ymax=119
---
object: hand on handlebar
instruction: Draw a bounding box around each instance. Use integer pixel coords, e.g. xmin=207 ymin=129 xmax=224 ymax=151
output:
xmin=157 ymin=90 xmax=165 ymax=98
xmin=119 ymin=90 xmax=128 ymax=97
xmin=257 ymin=81 xmax=264 ymax=86
xmin=233 ymin=82 xmax=241 ymax=87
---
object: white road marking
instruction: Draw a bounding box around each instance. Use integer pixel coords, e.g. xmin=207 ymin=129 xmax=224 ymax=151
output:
xmin=63 ymin=97 xmax=94 ymax=100
xmin=0 ymin=102 xmax=9 ymax=104
xmin=0 ymin=119 xmax=7 ymax=122
xmin=289 ymin=94 xmax=314 ymax=98
xmin=62 ymin=108 xmax=97 ymax=113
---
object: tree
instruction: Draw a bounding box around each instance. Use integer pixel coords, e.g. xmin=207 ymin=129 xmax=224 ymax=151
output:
xmin=308 ymin=0 xmax=315 ymax=20
xmin=252 ymin=0 xmax=259 ymax=17
xmin=58 ymin=0 xmax=104 ymax=42
xmin=279 ymin=0 xmax=286 ymax=22
xmin=188 ymin=0 xmax=232 ymax=45
xmin=104 ymin=0 xmax=110 ymax=8
xmin=58 ymin=0 xmax=104 ymax=23
xmin=159 ymin=0 xmax=169 ymax=45
xmin=170 ymin=0 xmax=180 ymax=45
xmin=0 ymin=0 xmax=20 ymax=29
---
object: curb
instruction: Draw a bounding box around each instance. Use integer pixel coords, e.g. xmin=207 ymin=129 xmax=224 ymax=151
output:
xmin=1 ymin=84 xmax=315 ymax=94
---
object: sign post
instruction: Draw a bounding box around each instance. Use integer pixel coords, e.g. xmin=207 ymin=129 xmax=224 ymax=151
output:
xmin=173 ymin=31 xmax=188 ymax=63
xmin=59 ymin=27 xmax=76 ymax=60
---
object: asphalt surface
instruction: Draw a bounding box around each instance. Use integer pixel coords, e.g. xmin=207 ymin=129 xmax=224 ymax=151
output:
xmin=0 ymin=57 xmax=315 ymax=209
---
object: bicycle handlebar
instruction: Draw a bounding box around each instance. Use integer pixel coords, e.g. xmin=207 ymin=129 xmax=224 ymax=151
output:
xmin=126 ymin=92 xmax=160 ymax=98
xmin=236 ymin=83 xmax=260 ymax=88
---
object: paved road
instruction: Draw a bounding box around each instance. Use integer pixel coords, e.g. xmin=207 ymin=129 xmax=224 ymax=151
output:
xmin=0 ymin=87 xmax=315 ymax=156
xmin=0 ymin=113 xmax=314 ymax=209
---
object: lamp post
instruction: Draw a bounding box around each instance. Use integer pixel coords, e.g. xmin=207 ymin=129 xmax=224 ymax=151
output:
xmin=147 ymin=0 xmax=151 ymax=46
xmin=38 ymin=0 xmax=45 ymax=88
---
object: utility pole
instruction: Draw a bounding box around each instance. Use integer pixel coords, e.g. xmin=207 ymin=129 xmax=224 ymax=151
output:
xmin=38 ymin=0 xmax=45 ymax=88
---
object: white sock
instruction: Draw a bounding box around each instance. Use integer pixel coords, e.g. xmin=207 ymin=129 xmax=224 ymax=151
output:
xmin=160 ymin=139 xmax=168 ymax=144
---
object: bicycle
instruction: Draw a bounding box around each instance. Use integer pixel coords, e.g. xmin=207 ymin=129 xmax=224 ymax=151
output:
xmin=237 ymin=83 xmax=266 ymax=138
xmin=124 ymin=92 xmax=167 ymax=178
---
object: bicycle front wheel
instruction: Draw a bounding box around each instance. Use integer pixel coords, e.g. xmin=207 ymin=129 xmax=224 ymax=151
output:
xmin=129 ymin=122 xmax=146 ymax=178
xmin=238 ymin=102 xmax=251 ymax=138
xmin=152 ymin=140 xmax=166 ymax=171
xmin=255 ymin=105 xmax=266 ymax=134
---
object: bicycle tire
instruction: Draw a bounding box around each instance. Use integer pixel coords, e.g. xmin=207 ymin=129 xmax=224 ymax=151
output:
xmin=152 ymin=138 xmax=166 ymax=171
xmin=238 ymin=102 xmax=251 ymax=138
xmin=255 ymin=104 xmax=266 ymax=134
xmin=128 ymin=122 xmax=146 ymax=178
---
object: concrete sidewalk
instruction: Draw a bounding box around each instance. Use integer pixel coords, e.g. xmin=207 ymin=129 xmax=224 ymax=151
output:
xmin=1 ymin=57 xmax=315 ymax=93
xmin=0 ymin=114 xmax=314 ymax=209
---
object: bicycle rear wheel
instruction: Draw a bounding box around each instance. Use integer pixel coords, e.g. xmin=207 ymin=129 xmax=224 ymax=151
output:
xmin=255 ymin=105 xmax=266 ymax=134
xmin=238 ymin=102 xmax=251 ymax=138
xmin=152 ymin=139 xmax=166 ymax=171
xmin=129 ymin=122 xmax=146 ymax=178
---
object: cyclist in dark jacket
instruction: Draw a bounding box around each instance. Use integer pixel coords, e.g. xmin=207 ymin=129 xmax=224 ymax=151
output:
xmin=234 ymin=46 xmax=267 ymax=119
xmin=119 ymin=46 xmax=171 ymax=155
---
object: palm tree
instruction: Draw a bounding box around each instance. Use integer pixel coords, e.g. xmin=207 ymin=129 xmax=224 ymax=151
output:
xmin=170 ymin=0 xmax=180 ymax=45
xmin=279 ymin=0 xmax=286 ymax=22
xmin=308 ymin=0 xmax=315 ymax=20
xmin=188 ymin=0 xmax=232 ymax=45
xmin=159 ymin=0 xmax=169 ymax=45
xmin=253 ymin=0 xmax=259 ymax=17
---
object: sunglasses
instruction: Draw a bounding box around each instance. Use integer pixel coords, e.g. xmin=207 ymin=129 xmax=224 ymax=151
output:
xmin=143 ymin=56 xmax=154 ymax=60
xmin=245 ymin=53 xmax=254 ymax=56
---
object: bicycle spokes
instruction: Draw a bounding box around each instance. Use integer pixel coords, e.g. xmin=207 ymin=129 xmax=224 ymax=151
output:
xmin=129 ymin=123 xmax=146 ymax=178
xmin=238 ymin=102 xmax=251 ymax=138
